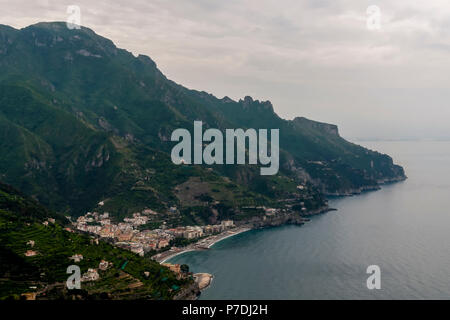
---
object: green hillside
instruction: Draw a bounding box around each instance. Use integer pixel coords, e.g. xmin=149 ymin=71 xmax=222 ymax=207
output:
xmin=0 ymin=22 xmax=405 ymax=222
xmin=0 ymin=182 xmax=194 ymax=300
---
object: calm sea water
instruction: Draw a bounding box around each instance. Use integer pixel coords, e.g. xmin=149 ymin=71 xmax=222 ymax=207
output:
xmin=169 ymin=141 xmax=450 ymax=299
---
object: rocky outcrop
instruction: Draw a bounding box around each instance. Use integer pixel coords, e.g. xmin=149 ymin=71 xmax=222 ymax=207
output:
xmin=293 ymin=117 xmax=339 ymax=136
xmin=323 ymin=174 xmax=407 ymax=196
xmin=194 ymin=273 xmax=213 ymax=291
xmin=173 ymin=282 xmax=201 ymax=300
xmin=239 ymin=96 xmax=275 ymax=113
xmin=237 ymin=206 xmax=330 ymax=229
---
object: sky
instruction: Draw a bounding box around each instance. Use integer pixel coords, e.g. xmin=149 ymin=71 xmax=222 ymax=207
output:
xmin=1 ymin=0 xmax=450 ymax=140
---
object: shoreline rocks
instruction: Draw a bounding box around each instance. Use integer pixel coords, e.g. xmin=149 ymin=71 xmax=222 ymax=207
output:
xmin=194 ymin=273 xmax=213 ymax=291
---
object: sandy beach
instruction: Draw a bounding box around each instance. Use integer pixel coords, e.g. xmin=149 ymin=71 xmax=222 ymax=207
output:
xmin=154 ymin=227 xmax=251 ymax=263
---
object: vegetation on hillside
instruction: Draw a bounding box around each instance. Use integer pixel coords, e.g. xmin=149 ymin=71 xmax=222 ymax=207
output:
xmin=0 ymin=22 xmax=405 ymax=223
xmin=0 ymin=182 xmax=192 ymax=300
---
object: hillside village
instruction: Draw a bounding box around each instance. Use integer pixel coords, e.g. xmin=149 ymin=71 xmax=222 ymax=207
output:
xmin=73 ymin=209 xmax=236 ymax=257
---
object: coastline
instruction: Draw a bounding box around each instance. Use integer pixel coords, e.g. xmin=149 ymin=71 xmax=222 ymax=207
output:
xmin=155 ymin=177 xmax=407 ymax=298
xmin=155 ymin=175 xmax=406 ymax=265
xmin=193 ymin=273 xmax=214 ymax=291
xmin=154 ymin=227 xmax=251 ymax=263
xmin=159 ymin=249 xmax=197 ymax=263
xmin=155 ymin=205 xmax=333 ymax=264
xmin=206 ymin=228 xmax=251 ymax=248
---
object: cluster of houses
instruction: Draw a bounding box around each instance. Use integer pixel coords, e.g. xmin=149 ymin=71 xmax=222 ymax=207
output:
xmin=67 ymin=255 xmax=111 ymax=282
xmin=242 ymin=203 xmax=309 ymax=214
xmin=74 ymin=209 xmax=235 ymax=257
xmin=80 ymin=259 xmax=112 ymax=282
xmin=168 ymin=220 xmax=234 ymax=240
xmin=81 ymin=268 xmax=100 ymax=282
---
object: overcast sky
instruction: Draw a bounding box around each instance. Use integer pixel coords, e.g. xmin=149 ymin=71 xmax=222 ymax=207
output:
xmin=1 ymin=0 xmax=450 ymax=140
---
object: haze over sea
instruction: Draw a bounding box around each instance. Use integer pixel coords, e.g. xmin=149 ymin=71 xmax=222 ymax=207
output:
xmin=169 ymin=141 xmax=450 ymax=299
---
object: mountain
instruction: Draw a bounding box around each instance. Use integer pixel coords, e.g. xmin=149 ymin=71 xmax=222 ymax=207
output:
xmin=0 ymin=22 xmax=406 ymax=223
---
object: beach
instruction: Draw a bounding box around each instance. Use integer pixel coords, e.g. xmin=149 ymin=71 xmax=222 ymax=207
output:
xmin=153 ymin=227 xmax=251 ymax=263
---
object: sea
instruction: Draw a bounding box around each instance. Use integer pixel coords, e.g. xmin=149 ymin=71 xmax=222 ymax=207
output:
xmin=168 ymin=141 xmax=450 ymax=299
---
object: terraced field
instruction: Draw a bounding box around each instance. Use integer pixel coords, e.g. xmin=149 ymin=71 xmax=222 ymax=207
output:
xmin=0 ymin=182 xmax=192 ymax=300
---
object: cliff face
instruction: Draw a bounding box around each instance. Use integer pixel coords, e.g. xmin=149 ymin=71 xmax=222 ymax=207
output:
xmin=173 ymin=282 xmax=200 ymax=300
xmin=293 ymin=117 xmax=339 ymax=136
xmin=236 ymin=206 xmax=331 ymax=229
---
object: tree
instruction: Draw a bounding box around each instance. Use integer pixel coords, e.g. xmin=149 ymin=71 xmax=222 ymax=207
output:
xmin=180 ymin=264 xmax=189 ymax=273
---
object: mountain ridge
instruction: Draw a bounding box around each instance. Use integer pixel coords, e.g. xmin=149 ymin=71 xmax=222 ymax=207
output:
xmin=0 ymin=22 xmax=406 ymax=223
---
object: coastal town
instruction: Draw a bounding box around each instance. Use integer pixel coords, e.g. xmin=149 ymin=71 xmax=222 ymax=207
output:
xmin=63 ymin=198 xmax=321 ymax=294
xmin=73 ymin=208 xmax=241 ymax=258
xmin=67 ymin=207 xmax=253 ymax=292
